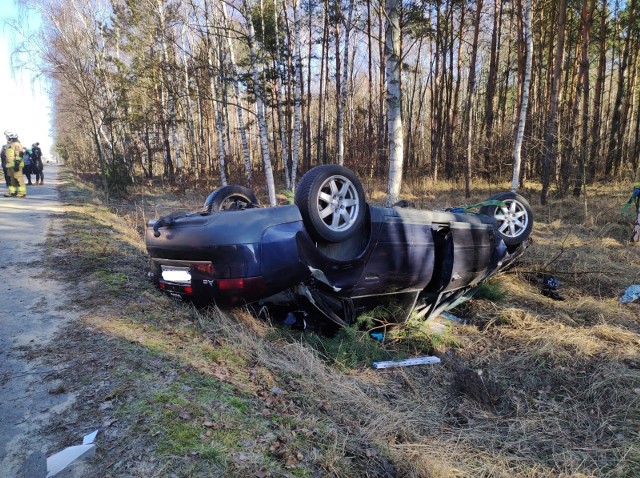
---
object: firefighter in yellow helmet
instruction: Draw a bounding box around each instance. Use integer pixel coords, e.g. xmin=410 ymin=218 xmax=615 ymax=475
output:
xmin=3 ymin=130 xmax=26 ymax=197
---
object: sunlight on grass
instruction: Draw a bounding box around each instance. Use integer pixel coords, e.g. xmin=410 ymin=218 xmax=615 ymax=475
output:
xmin=84 ymin=314 xmax=256 ymax=393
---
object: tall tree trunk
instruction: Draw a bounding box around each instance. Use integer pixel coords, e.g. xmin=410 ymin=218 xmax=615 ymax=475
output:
xmin=573 ymin=0 xmax=596 ymax=198
xmin=619 ymin=34 xmax=639 ymax=173
xmin=144 ymin=126 xmax=153 ymax=179
xmin=385 ymin=0 xmax=403 ymax=207
xmin=367 ymin=0 xmax=374 ymax=175
xmin=450 ymin=2 xmax=465 ymax=181
xmin=484 ymin=0 xmax=503 ymax=173
xmin=305 ymin=0 xmax=313 ymax=170
xmin=541 ymin=0 xmax=567 ymax=205
xmin=632 ymin=63 xmax=640 ymax=174
xmin=336 ymin=0 xmax=354 ymax=165
xmin=316 ymin=0 xmax=328 ymax=165
xmin=221 ymin=3 xmax=253 ymax=186
xmin=290 ymin=0 xmax=303 ymax=188
xmin=443 ymin=2 xmax=457 ymax=179
xmin=90 ymin=110 xmax=108 ymax=193
xmin=158 ymin=83 xmax=174 ymax=180
xmin=243 ymin=0 xmax=277 ymax=206
xmin=210 ymin=43 xmax=228 ymax=186
xmin=180 ymin=26 xmax=198 ymax=181
xmin=560 ymin=17 xmax=586 ymax=196
xmin=464 ymin=0 xmax=482 ymax=197
xmin=157 ymin=0 xmax=182 ymax=181
xmin=589 ymin=0 xmax=607 ymax=181
xmin=195 ymin=80 xmax=206 ymax=178
xmin=431 ymin=1 xmax=443 ymax=182
xmin=273 ymin=0 xmax=290 ymax=189
xmin=606 ymin=0 xmax=636 ymax=177
xmin=334 ymin=0 xmax=342 ymax=163
xmin=378 ymin=3 xmax=387 ymax=174
xmin=512 ymin=0 xmax=533 ymax=192
xmin=406 ymin=37 xmax=424 ymax=170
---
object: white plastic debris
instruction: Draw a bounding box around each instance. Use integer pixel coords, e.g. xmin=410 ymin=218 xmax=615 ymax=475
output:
xmin=308 ymin=266 xmax=341 ymax=291
xmin=620 ymin=285 xmax=640 ymax=303
xmin=82 ymin=430 xmax=98 ymax=445
xmin=440 ymin=311 xmax=468 ymax=324
xmin=372 ymin=356 xmax=441 ymax=369
xmin=46 ymin=429 xmax=99 ymax=477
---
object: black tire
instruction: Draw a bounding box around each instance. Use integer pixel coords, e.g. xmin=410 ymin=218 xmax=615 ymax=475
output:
xmin=295 ymin=164 xmax=366 ymax=242
xmin=203 ymin=185 xmax=258 ymax=213
xmin=479 ymin=192 xmax=533 ymax=246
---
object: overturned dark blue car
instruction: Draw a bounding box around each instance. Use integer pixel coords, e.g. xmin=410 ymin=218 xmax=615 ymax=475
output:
xmin=145 ymin=165 xmax=533 ymax=329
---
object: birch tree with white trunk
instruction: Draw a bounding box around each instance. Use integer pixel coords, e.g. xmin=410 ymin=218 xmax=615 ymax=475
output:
xmin=243 ymin=0 xmax=277 ymax=206
xmin=512 ymin=0 xmax=533 ymax=192
xmin=385 ymin=0 xmax=403 ymax=207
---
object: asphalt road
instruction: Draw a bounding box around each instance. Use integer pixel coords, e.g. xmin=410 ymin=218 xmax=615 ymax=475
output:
xmin=0 ymin=164 xmax=81 ymax=477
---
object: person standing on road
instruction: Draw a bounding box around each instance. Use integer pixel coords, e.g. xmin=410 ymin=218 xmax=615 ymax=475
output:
xmin=3 ymin=131 xmax=26 ymax=198
xmin=22 ymin=147 xmax=33 ymax=185
xmin=0 ymin=143 xmax=8 ymax=187
xmin=31 ymin=142 xmax=43 ymax=185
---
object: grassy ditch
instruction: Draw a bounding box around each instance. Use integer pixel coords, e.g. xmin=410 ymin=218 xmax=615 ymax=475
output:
xmin=40 ymin=170 xmax=639 ymax=477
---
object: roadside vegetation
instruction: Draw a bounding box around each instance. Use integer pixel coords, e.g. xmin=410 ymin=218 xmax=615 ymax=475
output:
xmin=38 ymin=170 xmax=639 ymax=477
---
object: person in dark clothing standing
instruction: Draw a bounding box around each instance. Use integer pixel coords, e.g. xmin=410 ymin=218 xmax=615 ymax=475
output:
xmin=1 ymin=144 xmax=9 ymax=187
xmin=31 ymin=142 xmax=44 ymax=185
xmin=23 ymin=148 xmax=33 ymax=185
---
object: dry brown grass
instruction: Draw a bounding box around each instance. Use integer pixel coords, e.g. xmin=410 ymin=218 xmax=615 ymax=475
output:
xmin=46 ymin=171 xmax=639 ymax=477
xmin=184 ymin=179 xmax=639 ymax=477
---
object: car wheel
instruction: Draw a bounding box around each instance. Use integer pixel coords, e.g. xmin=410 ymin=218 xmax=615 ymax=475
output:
xmin=203 ymin=185 xmax=258 ymax=213
xmin=295 ymin=164 xmax=366 ymax=242
xmin=479 ymin=192 xmax=533 ymax=246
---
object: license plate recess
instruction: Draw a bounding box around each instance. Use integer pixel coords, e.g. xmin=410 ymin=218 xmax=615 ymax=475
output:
xmin=161 ymin=265 xmax=191 ymax=284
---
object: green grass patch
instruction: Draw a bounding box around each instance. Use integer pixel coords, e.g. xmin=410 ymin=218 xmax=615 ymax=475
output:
xmin=353 ymin=304 xmax=408 ymax=329
xmin=135 ymin=377 xmax=259 ymax=462
xmin=391 ymin=317 xmax=461 ymax=353
xmin=201 ymin=344 xmax=247 ymax=366
xmin=301 ymin=326 xmax=394 ymax=369
xmin=124 ymin=372 xmax=330 ymax=475
xmin=472 ymin=279 xmax=506 ymax=301
xmin=93 ymin=270 xmax=128 ymax=288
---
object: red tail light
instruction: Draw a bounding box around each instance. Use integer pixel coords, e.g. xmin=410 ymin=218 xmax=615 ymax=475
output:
xmin=158 ymin=281 xmax=192 ymax=295
xmin=217 ymin=277 xmax=266 ymax=297
xmin=194 ymin=263 xmax=214 ymax=275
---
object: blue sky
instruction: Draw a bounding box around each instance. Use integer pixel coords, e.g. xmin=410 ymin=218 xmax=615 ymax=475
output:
xmin=0 ymin=0 xmax=53 ymax=157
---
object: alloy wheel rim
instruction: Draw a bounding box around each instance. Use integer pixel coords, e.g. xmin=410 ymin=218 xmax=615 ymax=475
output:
xmin=316 ymin=175 xmax=360 ymax=232
xmin=495 ymin=199 xmax=529 ymax=238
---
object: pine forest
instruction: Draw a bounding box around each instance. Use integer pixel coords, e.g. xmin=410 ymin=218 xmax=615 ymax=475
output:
xmin=13 ymin=0 xmax=640 ymax=205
